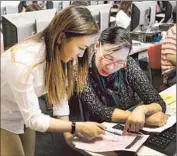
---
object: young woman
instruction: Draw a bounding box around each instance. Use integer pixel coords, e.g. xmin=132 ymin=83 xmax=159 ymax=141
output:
xmin=115 ymin=1 xmax=132 ymax=29
xmin=81 ymin=26 xmax=167 ymax=134
xmin=1 ymin=6 xmax=105 ymax=156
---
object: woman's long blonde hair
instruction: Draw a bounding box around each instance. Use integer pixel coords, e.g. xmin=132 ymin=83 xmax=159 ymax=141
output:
xmin=42 ymin=6 xmax=99 ymax=106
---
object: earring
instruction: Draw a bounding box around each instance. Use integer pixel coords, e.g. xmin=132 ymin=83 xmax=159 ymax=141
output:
xmin=123 ymin=63 xmax=127 ymax=68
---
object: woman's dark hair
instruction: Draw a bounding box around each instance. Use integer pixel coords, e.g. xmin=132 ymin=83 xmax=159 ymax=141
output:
xmin=25 ymin=3 xmax=42 ymax=12
xmin=98 ymin=26 xmax=132 ymax=52
xmin=71 ymin=1 xmax=89 ymax=6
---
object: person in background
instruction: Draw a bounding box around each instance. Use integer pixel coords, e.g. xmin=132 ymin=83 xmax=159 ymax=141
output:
xmin=25 ymin=3 xmax=42 ymax=12
xmin=115 ymin=1 xmax=132 ymax=29
xmin=33 ymin=1 xmax=46 ymax=9
xmin=81 ymin=26 xmax=167 ymax=134
xmin=1 ymin=6 xmax=105 ymax=156
xmin=19 ymin=1 xmax=42 ymax=12
xmin=71 ymin=0 xmax=89 ymax=6
xmin=161 ymin=24 xmax=176 ymax=87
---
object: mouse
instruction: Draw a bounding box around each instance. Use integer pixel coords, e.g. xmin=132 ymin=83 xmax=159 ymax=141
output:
xmin=115 ymin=150 xmax=138 ymax=156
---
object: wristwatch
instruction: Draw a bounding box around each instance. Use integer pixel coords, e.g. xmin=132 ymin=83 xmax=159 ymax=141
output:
xmin=71 ymin=121 xmax=76 ymax=134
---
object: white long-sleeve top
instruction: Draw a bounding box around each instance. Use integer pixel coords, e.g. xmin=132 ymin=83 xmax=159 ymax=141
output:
xmin=115 ymin=10 xmax=131 ymax=29
xmin=1 ymin=37 xmax=69 ymax=134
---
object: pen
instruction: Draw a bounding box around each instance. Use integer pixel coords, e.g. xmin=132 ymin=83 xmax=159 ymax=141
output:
xmin=104 ymin=128 xmax=121 ymax=136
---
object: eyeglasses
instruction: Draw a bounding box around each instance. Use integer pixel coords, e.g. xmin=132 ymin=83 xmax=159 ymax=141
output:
xmin=99 ymin=43 xmax=128 ymax=68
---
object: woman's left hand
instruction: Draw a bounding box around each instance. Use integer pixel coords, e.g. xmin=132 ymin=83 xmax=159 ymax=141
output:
xmin=123 ymin=106 xmax=146 ymax=135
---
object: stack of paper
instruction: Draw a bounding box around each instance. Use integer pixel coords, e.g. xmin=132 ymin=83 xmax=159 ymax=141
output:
xmin=160 ymin=94 xmax=176 ymax=116
xmin=73 ymin=132 xmax=149 ymax=153
xmin=160 ymin=94 xmax=176 ymax=105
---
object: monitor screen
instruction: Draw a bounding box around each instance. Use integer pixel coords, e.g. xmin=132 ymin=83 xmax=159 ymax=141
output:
xmin=130 ymin=1 xmax=157 ymax=32
xmin=163 ymin=1 xmax=176 ymax=23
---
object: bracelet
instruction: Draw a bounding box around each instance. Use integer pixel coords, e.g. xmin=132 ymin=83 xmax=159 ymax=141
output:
xmin=71 ymin=121 xmax=76 ymax=134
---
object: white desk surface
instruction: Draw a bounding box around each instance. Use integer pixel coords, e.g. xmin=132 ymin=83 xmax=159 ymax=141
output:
xmin=72 ymin=85 xmax=176 ymax=156
xmin=130 ymin=42 xmax=154 ymax=56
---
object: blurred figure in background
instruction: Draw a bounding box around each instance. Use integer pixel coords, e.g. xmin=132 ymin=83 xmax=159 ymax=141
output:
xmin=161 ymin=24 xmax=176 ymax=87
xmin=25 ymin=3 xmax=42 ymax=12
xmin=115 ymin=1 xmax=132 ymax=29
xmin=19 ymin=1 xmax=42 ymax=12
xmin=71 ymin=0 xmax=89 ymax=6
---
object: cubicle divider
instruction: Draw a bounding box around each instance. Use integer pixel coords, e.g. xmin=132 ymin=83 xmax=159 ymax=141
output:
xmin=86 ymin=4 xmax=112 ymax=31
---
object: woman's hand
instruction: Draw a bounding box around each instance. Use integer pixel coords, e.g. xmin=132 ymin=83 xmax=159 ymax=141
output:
xmin=75 ymin=122 xmax=105 ymax=141
xmin=145 ymin=112 xmax=168 ymax=127
xmin=123 ymin=106 xmax=146 ymax=135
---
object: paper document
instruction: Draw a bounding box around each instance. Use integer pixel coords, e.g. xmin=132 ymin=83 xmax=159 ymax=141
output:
xmin=142 ymin=116 xmax=176 ymax=133
xmin=160 ymin=94 xmax=176 ymax=116
xmin=73 ymin=131 xmax=149 ymax=153
xmin=160 ymin=94 xmax=176 ymax=105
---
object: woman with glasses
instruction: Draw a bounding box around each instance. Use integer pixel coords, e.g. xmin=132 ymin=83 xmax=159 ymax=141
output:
xmin=81 ymin=26 xmax=167 ymax=134
xmin=1 ymin=6 xmax=105 ymax=156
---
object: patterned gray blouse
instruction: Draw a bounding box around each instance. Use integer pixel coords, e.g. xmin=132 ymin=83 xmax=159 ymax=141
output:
xmin=81 ymin=57 xmax=166 ymax=122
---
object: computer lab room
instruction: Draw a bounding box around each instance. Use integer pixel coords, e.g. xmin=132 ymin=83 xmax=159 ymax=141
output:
xmin=1 ymin=1 xmax=176 ymax=156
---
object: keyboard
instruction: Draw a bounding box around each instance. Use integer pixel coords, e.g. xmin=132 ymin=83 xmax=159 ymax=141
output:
xmin=112 ymin=123 xmax=176 ymax=156
xmin=144 ymin=123 xmax=176 ymax=156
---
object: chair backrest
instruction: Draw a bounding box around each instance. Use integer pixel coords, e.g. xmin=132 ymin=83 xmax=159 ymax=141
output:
xmin=147 ymin=43 xmax=162 ymax=69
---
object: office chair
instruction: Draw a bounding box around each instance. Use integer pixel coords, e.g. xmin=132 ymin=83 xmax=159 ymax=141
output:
xmin=78 ymin=97 xmax=90 ymax=121
xmin=68 ymin=94 xmax=88 ymax=121
xmin=147 ymin=43 xmax=167 ymax=92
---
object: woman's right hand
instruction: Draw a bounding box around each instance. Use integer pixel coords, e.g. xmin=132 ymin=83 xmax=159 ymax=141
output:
xmin=75 ymin=122 xmax=105 ymax=141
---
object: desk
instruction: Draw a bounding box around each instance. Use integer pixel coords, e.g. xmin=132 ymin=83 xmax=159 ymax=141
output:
xmin=130 ymin=42 xmax=154 ymax=55
xmin=72 ymin=85 xmax=176 ymax=156
xmin=130 ymin=41 xmax=163 ymax=62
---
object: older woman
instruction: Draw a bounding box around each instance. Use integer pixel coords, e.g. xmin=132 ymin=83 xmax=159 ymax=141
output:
xmin=81 ymin=26 xmax=167 ymax=134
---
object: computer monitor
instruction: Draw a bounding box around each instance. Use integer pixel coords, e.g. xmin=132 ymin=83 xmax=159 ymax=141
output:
xmin=90 ymin=1 xmax=98 ymax=5
xmin=130 ymin=1 xmax=157 ymax=32
xmin=46 ymin=1 xmax=62 ymax=11
xmin=35 ymin=9 xmax=56 ymax=33
xmin=54 ymin=1 xmax=62 ymax=10
xmin=2 ymin=13 xmax=34 ymax=49
xmin=62 ymin=1 xmax=71 ymax=9
xmin=98 ymin=1 xmax=104 ymax=5
xmin=2 ymin=9 xmax=56 ymax=49
xmin=1 ymin=4 xmax=6 ymax=15
xmin=86 ymin=4 xmax=112 ymax=31
xmin=2 ymin=1 xmax=20 ymax=14
xmin=163 ymin=1 xmax=176 ymax=23
xmin=46 ymin=1 xmax=53 ymax=9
